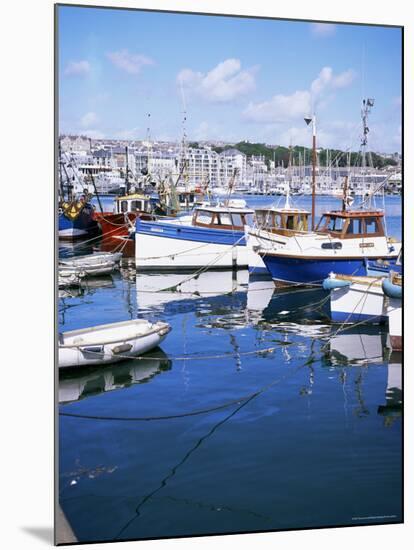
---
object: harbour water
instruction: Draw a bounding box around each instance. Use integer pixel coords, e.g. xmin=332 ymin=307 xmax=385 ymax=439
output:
xmin=58 ymin=195 xmax=402 ymax=542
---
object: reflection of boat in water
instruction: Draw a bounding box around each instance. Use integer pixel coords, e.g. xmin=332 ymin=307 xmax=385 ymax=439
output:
xmin=327 ymin=326 xmax=387 ymax=365
xmin=136 ymin=269 xmax=249 ymax=311
xmin=377 ymin=354 xmax=402 ymax=422
xmin=59 ymin=350 xmax=171 ymax=404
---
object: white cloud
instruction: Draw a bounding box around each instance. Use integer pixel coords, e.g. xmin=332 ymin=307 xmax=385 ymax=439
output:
xmin=178 ymin=59 xmax=257 ymax=103
xmin=244 ymin=91 xmax=311 ymax=124
xmin=107 ymin=50 xmax=154 ymax=74
xmin=311 ymin=67 xmax=355 ymax=96
xmin=64 ymin=60 xmax=91 ymax=77
xmin=244 ymin=66 xmax=355 ymax=124
xmin=310 ymin=23 xmax=336 ymax=37
xmin=80 ymin=112 xmax=99 ymax=128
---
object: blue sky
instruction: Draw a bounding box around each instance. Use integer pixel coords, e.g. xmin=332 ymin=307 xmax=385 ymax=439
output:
xmin=58 ymin=5 xmax=402 ymax=152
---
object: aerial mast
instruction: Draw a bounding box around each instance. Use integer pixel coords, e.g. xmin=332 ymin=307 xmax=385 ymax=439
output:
xmin=361 ymin=97 xmax=375 ymax=204
xmin=305 ymin=114 xmax=317 ymax=230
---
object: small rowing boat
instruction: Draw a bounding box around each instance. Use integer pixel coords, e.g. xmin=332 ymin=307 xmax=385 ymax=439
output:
xmin=59 ymin=251 xmax=123 ymax=267
xmin=58 ymin=319 xmax=171 ymax=368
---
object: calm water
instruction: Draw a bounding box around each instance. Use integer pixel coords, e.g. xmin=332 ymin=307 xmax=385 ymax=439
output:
xmin=58 ymin=195 xmax=402 ymax=543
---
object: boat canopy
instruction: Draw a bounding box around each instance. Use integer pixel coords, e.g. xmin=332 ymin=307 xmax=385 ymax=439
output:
xmin=192 ymin=205 xmax=255 ymax=230
xmin=316 ymin=210 xmax=385 ymax=239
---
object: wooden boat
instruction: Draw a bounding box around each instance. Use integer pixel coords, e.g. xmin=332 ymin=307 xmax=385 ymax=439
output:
xmin=58 ymin=319 xmax=171 ymax=368
xmin=135 ymin=199 xmax=255 ymax=270
xmin=93 ymin=193 xmax=156 ymax=238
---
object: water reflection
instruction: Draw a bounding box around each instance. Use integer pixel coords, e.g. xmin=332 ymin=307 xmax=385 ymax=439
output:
xmin=327 ymin=327 xmax=388 ymax=366
xmin=59 ymin=349 xmax=171 ymax=404
xmin=136 ymin=269 xmax=249 ymax=311
xmin=378 ymin=353 xmax=402 ymax=426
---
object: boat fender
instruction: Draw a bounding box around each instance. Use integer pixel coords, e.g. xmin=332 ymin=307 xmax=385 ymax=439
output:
xmin=382 ymin=278 xmax=402 ymax=299
xmin=322 ymin=278 xmax=352 ymax=291
xmin=112 ymin=343 xmax=133 ymax=355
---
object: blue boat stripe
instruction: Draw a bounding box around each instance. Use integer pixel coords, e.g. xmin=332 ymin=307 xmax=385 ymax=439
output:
xmin=136 ymin=219 xmax=246 ymax=246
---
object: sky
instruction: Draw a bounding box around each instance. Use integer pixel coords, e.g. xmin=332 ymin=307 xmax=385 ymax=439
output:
xmin=58 ymin=5 xmax=402 ymax=153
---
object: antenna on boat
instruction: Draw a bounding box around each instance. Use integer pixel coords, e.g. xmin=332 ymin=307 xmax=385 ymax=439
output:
xmin=361 ymin=97 xmax=374 ymax=207
xmin=304 ymin=114 xmax=317 ymax=230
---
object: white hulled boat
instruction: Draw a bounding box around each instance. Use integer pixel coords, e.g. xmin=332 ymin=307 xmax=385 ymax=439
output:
xmin=135 ymin=199 xmax=255 ymax=270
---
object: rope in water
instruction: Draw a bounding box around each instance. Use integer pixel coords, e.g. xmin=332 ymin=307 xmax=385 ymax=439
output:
xmin=59 ymin=354 xmax=316 ymax=422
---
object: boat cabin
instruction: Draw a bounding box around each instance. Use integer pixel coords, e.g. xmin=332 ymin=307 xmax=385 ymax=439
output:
xmin=255 ymin=207 xmax=310 ymax=235
xmin=192 ymin=205 xmax=255 ymax=230
xmin=315 ymin=210 xmax=385 ymax=239
xmin=114 ymin=193 xmax=153 ymax=215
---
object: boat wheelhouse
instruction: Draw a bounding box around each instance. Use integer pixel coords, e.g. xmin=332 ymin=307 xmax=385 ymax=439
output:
xmin=245 ymin=200 xmax=310 ymax=274
xmin=258 ymin=209 xmax=401 ymax=286
xmin=94 ymin=193 xmax=156 ymax=238
xmin=135 ymin=200 xmax=255 ymax=270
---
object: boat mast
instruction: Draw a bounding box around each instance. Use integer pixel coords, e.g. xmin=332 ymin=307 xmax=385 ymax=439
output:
xmin=305 ymin=114 xmax=317 ymax=230
xmin=361 ymin=97 xmax=374 ymax=204
xmin=125 ymin=146 xmax=130 ymax=194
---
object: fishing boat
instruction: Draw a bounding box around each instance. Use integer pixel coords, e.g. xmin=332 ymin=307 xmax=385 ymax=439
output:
xmin=382 ymin=272 xmax=402 ymax=351
xmin=258 ymin=100 xmax=401 ymax=286
xmin=58 ymin=318 xmax=171 ymax=368
xmin=58 ymin=145 xmax=99 ymax=240
xmin=59 ymin=194 xmax=98 ymax=240
xmin=93 ymin=192 xmax=157 ymax=238
xmin=260 ymin=206 xmax=400 ymax=286
xmin=245 ymin=192 xmax=310 ymax=275
xmin=135 ymin=199 xmax=255 ymax=270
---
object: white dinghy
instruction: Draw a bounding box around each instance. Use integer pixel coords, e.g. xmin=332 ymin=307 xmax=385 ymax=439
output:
xmin=58 ymin=319 xmax=171 ymax=369
xmin=59 ymin=260 xmax=117 ymax=277
xmin=59 ymin=251 xmax=123 ymax=268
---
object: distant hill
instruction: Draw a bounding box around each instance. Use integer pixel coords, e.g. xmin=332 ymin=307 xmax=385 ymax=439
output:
xmin=206 ymin=142 xmax=398 ymax=169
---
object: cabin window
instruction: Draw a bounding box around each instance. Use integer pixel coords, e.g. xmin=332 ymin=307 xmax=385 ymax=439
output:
xmin=365 ymin=217 xmax=380 ymax=234
xmin=321 ymin=242 xmax=342 ymax=250
xmin=219 ymin=213 xmax=233 ymax=225
xmin=346 ymin=218 xmax=363 ymax=235
xmin=231 ymin=213 xmax=243 ymax=227
xmin=297 ymin=215 xmax=308 ymax=231
xmin=131 ymin=200 xmax=143 ymax=212
xmin=120 ymin=200 xmax=128 ymax=213
xmin=244 ymin=213 xmax=255 ymax=227
xmin=327 ymin=217 xmax=345 ymax=232
xmin=196 ymin=210 xmax=213 ymax=224
xmin=286 ymin=215 xmax=295 ymax=230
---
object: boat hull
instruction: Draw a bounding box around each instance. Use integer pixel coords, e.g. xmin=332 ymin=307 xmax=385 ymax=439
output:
xmin=59 ymin=321 xmax=171 ymax=368
xmin=135 ymin=219 xmax=248 ymax=270
xmin=327 ymin=280 xmax=387 ymax=323
xmin=58 ymin=205 xmax=98 ymax=240
xmin=262 ymin=254 xmax=398 ymax=286
xmin=93 ymin=212 xmax=137 ymax=238
xmin=386 ymin=296 xmax=402 ymax=351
